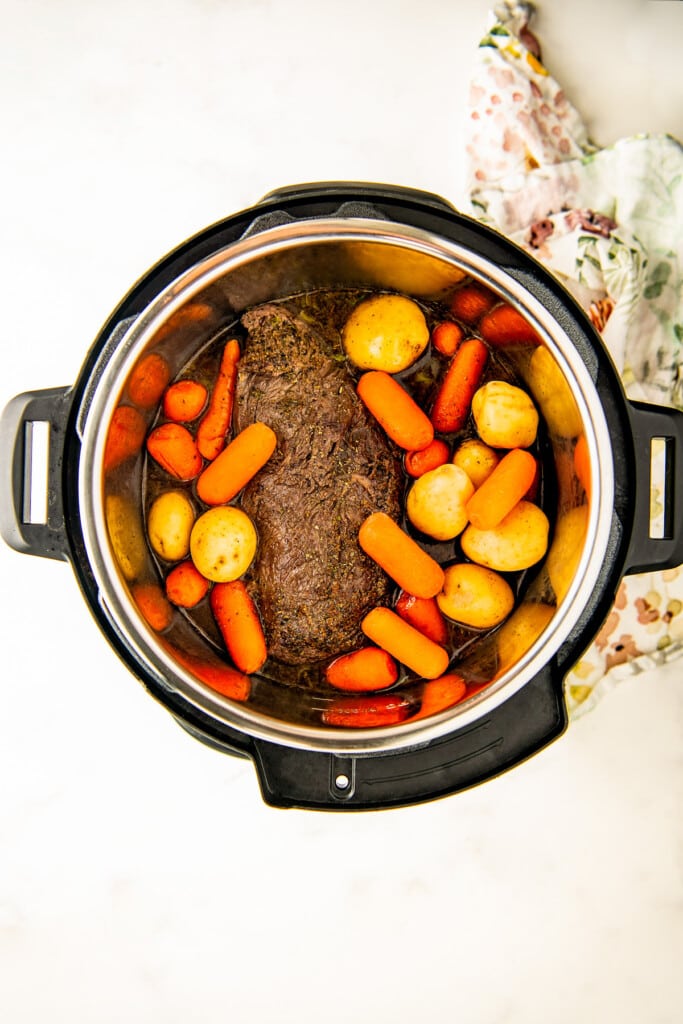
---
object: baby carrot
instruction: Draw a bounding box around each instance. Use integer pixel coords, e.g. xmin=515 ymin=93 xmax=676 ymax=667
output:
xmin=132 ymin=582 xmax=173 ymax=632
xmin=357 ymin=371 xmax=434 ymax=451
xmin=431 ymin=321 xmax=463 ymax=358
xmin=321 ymin=693 xmax=413 ymax=728
xmin=165 ymin=642 xmax=251 ymax=701
xmin=410 ymin=673 xmax=468 ymax=720
xmin=163 ymin=379 xmax=208 ymax=422
xmin=362 ymin=607 xmax=449 ymax=679
xmin=523 ymin=456 xmax=541 ymax=502
xmin=210 ymin=580 xmax=267 ymax=675
xmin=430 ymin=337 xmax=488 ymax=434
xmin=358 ymin=512 xmax=445 ymax=599
xmin=325 ymin=647 xmax=399 ymax=692
xmin=165 ymin=560 xmax=211 ymax=608
xmin=128 ymin=352 xmax=171 ymax=409
xmin=465 ymin=448 xmax=538 ymax=530
xmin=404 ymin=438 xmax=450 ymax=478
xmin=146 ymin=423 xmax=203 ymax=480
xmin=196 ymin=421 xmax=277 ymax=506
xmin=395 ymin=591 xmax=449 ymax=645
xmin=103 ymin=405 xmax=147 ymax=473
xmin=479 ymin=303 xmax=542 ymax=347
xmin=196 ymin=338 xmax=240 ymax=461
xmin=449 ymin=283 xmax=497 ymax=325
xmin=154 ymin=301 xmax=214 ymax=342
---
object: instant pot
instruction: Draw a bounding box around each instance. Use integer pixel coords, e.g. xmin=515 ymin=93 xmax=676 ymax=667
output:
xmin=2 ymin=183 xmax=682 ymax=810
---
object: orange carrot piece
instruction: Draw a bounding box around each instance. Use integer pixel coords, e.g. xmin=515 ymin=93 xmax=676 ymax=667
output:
xmin=321 ymin=693 xmax=413 ymax=728
xmin=128 ymin=352 xmax=171 ymax=409
xmin=410 ymin=673 xmax=468 ymax=720
xmin=210 ymin=580 xmax=267 ymax=675
xmin=103 ymin=405 xmax=147 ymax=473
xmin=465 ymin=448 xmax=538 ymax=530
xmin=404 ymin=438 xmax=450 ymax=478
xmin=196 ymin=338 xmax=240 ymax=461
xmin=325 ymin=646 xmax=399 ymax=692
xmin=146 ymin=422 xmax=203 ymax=480
xmin=523 ymin=455 xmax=541 ymax=502
xmin=357 ymin=371 xmax=434 ymax=451
xmin=132 ymin=582 xmax=173 ymax=632
xmin=166 ymin=642 xmax=250 ymax=701
xmin=395 ymin=591 xmax=449 ymax=645
xmin=464 ymin=680 xmax=491 ymax=699
xmin=479 ymin=303 xmax=542 ymax=347
xmin=430 ymin=337 xmax=488 ymax=434
xmin=449 ymin=283 xmax=497 ymax=325
xmin=165 ymin=560 xmax=211 ymax=608
xmin=163 ymin=380 xmax=208 ymax=422
xmin=358 ymin=512 xmax=445 ymax=599
xmin=431 ymin=321 xmax=463 ymax=357
xmin=154 ymin=301 xmax=214 ymax=343
xmin=362 ymin=607 xmax=449 ymax=679
xmin=196 ymin=421 xmax=277 ymax=506
xmin=574 ymin=433 xmax=591 ymax=500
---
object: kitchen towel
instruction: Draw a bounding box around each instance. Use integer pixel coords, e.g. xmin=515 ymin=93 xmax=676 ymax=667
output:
xmin=464 ymin=1 xmax=683 ymax=717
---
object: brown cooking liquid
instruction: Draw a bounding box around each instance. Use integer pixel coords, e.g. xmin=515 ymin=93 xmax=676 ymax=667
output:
xmin=142 ymin=288 xmax=556 ymax=725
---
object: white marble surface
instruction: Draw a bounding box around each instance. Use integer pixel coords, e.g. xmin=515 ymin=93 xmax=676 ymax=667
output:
xmin=1 ymin=1 xmax=683 ymax=1021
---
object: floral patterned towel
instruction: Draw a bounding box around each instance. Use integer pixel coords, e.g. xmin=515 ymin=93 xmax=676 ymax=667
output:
xmin=464 ymin=2 xmax=683 ymax=718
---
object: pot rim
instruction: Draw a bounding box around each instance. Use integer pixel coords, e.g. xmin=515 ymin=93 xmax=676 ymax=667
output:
xmin=78 ymin=217 xmax=615 ymax=754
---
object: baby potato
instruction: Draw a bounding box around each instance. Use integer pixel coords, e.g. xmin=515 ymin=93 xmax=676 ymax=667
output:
xmin=190 ymin=506 xmax=257 ymax=583
xmin=106 ymin=494 xmax=147 ymax=581
xmin=406 ymin=463 xmax=475 ymax=541
xmin=147 ymin=490 xmax=195 ymax=562
xmin=524 ymin=346 xmax=583 ymax=439
xmin=342 ymin=294 xmax=429 ymax=373
xmin=437 ymin=563 xmax=514 ymax=629
xmin=461 ymin=500 xmax=549 ymax=571
xmin=495 ymin=601 xmax=556 ymax=675
xmin=546 ymin=504 xmax=590 ymax=603
xmin=452 ymin=439 xmax=499 ymax=488
xmin=471 ymin=380 xmax=539 ymax=449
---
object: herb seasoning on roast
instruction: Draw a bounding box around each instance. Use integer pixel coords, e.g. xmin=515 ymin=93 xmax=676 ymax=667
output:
xmin=235 ymin=303 xmax=403 ymax=664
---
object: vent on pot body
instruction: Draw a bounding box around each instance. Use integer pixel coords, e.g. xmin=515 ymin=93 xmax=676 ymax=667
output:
xmin=81 ymin=220 xmax=611 ymax=755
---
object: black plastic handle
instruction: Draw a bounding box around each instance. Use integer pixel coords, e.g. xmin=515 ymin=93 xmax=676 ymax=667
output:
xmin=624 ymin=400 xmax=683 ymax=574
xmin=0 ymin=387 xmax=72 ymax=561
xmin=258 ymin=181 xmax=457 ymax=215
xmin=250 ymin=665 xmax=566 ymax=811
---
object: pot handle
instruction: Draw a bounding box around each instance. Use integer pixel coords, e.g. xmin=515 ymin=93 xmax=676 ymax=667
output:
xmin=250 ymin=664 xmax=566 ymax=811
xmin=0 ymin=387 xmax=72 ymax=562
xmin=624 ymin=400 xmax=683 ymax=575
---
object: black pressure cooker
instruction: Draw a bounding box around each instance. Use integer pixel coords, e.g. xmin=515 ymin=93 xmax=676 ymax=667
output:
xmin=2 ymin=184 xmax=681 ymax=810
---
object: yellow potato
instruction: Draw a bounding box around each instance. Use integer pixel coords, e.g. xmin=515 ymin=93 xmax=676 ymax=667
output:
xmin=452 ymin=439 xmax=499 ymax=489
xmin=406 ymin=463 xmax=475 ymax=541
xmin=495 ymin=601 xmax=556 ymax=675
xmin=341 ymin=294 xmax=429 ymax=372
xmin=105 ymin=493 xmax=147 ymax=581
xmin=147 ymin=490 xmax=195 ymax=562
xmin=190 ymin=506 xmax=257 ymax=582
xmin=524 ymin=346 xmax=583 ymax=439
xmin=461 ymin=500 xmax=549 ymax=571
xmin=546 ymin=504 xmax=590 ymax=603
xmin=437 ymin=563 xmax=514 ymax=629
xmin=471 ymin=380 xmax=539 ymax=449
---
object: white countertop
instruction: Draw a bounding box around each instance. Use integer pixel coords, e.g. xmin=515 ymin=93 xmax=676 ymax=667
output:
xmin=1 ymin=1 xmax=682 ymax=1021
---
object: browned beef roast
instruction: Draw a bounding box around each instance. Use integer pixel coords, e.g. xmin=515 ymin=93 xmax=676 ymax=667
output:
xmin=236 ymin=303 xmax=403 ymax=665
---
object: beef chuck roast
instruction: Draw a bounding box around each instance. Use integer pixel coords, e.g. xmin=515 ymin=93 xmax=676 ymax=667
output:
xmin=236 ymin=303 xmax=403 ymax=665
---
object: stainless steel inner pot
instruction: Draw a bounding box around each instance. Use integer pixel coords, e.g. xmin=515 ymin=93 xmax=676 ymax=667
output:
xmin=78 ymin=218 xmax=614 ymax=754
